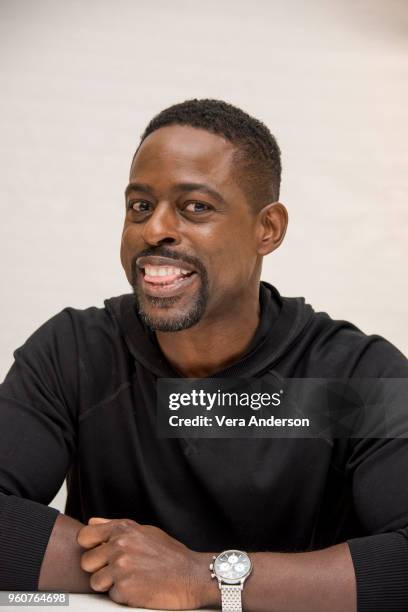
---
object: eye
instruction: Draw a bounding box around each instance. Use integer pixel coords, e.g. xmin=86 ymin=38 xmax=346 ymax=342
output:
xmin=184 ymin=201 xmax=212 ymax=213
xmin=127 ymin=200 xmax=153 ymax=213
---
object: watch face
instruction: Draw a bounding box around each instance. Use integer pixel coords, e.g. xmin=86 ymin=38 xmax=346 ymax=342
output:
xmin=214 ymin=550 xmax=252 ymax=582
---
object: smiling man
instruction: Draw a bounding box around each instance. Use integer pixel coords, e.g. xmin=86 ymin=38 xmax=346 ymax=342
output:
xmin=120 ymin=118 xmax=286 ymax=378
xmin=0 ymin=99 xmax=407 ymax=612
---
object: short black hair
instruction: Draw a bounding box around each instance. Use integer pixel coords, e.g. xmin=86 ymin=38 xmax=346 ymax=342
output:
xmin=136 ymin=98 xmax=281 ymax=211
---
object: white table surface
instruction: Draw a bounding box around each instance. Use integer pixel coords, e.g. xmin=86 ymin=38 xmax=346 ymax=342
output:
xmin=0 ymin=592 xmax=215 ymax=611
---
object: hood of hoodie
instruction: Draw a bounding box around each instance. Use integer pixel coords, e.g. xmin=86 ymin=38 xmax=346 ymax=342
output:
xmin=104 ymin=281 xmax=315 ymax=379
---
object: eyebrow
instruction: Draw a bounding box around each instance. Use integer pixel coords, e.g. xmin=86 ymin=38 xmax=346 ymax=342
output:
xmin=124 ymin=182 xmax=226 ymax=205
xmin=125 ymin=183 xmax=154 ymax=199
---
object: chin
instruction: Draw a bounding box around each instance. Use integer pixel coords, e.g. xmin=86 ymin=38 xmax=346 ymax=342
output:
xmin=135 ymin=296 xmax=203 ymax=332
xmin=138 ymin=309 xmax=202 ymax=332
xmin=133 ymin=283 xmax=209 ymax=332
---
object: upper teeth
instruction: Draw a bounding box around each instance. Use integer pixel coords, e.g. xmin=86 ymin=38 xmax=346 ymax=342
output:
xmin=144 ymin=265 xmax=191 ymax=277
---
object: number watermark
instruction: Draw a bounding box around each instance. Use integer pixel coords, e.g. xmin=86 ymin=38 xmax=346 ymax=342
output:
xmin=0 ymin=592 xmax=69 ymax=606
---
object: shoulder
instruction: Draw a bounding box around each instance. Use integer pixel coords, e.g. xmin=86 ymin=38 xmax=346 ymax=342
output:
xmin=289 ymin=304 xmax=407 ymax=378
xmin=17 ymin=295 xmax=127 ymax=354
xmin=12 ymin=295 xmax=134 ymax=407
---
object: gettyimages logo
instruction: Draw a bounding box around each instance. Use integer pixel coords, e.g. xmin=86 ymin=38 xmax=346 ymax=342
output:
xmin=156 ymin=377 xmax=408 ymax=439
xmin=168 ymin=388 xmax=282 ymax=411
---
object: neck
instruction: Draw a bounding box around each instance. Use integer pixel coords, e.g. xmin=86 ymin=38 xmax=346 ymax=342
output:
xmin=155 ymin=288 xmax=261 ymax=378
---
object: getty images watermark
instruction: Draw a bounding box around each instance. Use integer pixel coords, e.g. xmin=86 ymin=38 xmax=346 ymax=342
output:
xmin=166 ymin=387 xmax=309 ymax=428
xmin=156 ymin=377 xmax=408 ymax=439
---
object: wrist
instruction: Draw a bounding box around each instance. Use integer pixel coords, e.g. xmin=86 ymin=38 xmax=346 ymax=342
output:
xmin=191 ymin=551 xmax=220 ymax=608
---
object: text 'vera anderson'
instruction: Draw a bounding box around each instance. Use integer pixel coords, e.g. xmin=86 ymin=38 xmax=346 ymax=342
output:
xmin=168 ymin=415 xmax=310 ymax=427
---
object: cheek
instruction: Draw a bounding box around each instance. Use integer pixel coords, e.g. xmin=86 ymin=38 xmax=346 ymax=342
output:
xmin=208 ymin=237 xmax=252 ymax=281
xmin=120 ymin=224 xmax=136 ymax=280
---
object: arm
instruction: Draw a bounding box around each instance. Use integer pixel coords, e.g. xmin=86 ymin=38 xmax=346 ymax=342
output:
xmin=238 ymin=544 xmax=356 ymax=612
xmin=0 ymin=311 xmax=83 ymax=591
xmin=206 ymin=544 xmax=355 ymax=612
xmin=38 ymin=514 xmax=92 ymax=592
xmin=77 ymin=518 xmax=356 ymax=611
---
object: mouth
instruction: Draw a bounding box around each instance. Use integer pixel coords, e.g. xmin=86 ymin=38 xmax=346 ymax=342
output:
xmin=136 ymin=258 xmax=200 ymax=298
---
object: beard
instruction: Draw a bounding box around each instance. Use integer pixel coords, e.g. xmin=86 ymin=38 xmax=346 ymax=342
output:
xmin=130 ymin=248 xmax=209 ymax=332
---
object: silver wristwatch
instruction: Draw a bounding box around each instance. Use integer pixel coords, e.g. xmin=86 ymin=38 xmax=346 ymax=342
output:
xmin=210 ymin=549 xmax=252 ymax=612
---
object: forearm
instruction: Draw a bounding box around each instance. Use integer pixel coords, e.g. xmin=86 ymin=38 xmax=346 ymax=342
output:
xmin=38 ymin=514 xmax=93 ymax=593
xmin=198 ymin=542 xmax=356 ymax=612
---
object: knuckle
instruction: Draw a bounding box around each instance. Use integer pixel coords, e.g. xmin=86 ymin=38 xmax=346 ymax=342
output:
xmin=114 ymin=536 xmax=127 ymax=549
xmin=114 ymin=552 xmax=129 ymax=569
xmin=112 ymin=519 xmax=133 ymax=536
xmin=119 ymin=518 xmax=134 ymax=529
xmin=116 ymin=575 xmax=130 ymax=591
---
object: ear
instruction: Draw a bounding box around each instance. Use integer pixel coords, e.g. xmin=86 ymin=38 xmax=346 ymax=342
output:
xmin=256 ymin=202 xmax=288 ymax=256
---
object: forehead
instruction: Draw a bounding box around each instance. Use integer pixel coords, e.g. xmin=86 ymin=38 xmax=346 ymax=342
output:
xmin=130 ymin=125 xmax=237 ymax=186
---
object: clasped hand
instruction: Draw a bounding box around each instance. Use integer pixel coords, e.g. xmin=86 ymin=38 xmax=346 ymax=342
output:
xmin=77 ymin=517 xmax=208 ymax=610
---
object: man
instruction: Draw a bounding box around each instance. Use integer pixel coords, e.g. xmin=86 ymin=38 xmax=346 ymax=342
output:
xmin=0 ymin=99 xmax=407 ymax=612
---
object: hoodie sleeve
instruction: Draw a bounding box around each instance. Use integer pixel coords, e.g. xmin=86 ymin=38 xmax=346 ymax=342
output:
xmin=346 ymin=337 xmax=408 ymax=612
xmin=0 ymin=310 xmax=78 ymax=590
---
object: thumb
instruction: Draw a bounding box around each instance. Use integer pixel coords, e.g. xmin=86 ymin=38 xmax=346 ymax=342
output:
xmin=88 ymin=517 xmax=112 ymax=524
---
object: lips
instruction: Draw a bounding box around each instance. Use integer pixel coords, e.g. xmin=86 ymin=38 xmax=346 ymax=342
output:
xmin=143 ymin=264 xmax=194 ymax=285
xmin=135 ymin=255 xmax=199 ymax=297
xmin=136 ymin=255 xmax=196 ymax=274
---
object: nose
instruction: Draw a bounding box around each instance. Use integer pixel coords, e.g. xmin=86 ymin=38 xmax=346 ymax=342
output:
xmin=141 ymin=202 xmax=181 ymax=247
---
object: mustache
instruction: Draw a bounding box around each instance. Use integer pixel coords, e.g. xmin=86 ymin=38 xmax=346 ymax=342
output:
xmin=130 ymin=246 xmax=207 ymax=283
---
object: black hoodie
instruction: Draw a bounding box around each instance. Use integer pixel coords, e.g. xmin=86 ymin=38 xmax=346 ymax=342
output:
xmin=0 ymin=282 xmax=407 ymax=611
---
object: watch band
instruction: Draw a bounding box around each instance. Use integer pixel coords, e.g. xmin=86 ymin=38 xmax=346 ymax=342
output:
xmin=220 ymin=584 xmax=242 ymax=612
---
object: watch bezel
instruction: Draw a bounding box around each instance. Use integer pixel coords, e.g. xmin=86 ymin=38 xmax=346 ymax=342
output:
xmin=212 ymin=549 xmax=253 ymax=585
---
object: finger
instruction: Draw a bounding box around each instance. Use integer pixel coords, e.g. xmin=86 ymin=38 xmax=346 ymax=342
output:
xmin=89 ymin=565 xmax=114 ymax=593
xmin=109 ymin=583 xmax=128 ymax=606
xmin=80 ymin=542 xmax=110 ymax=573
xmin=77 ymin=522 xmax=117 ymax=548
xmin=88 ymin=517 xmax=112 ymax=524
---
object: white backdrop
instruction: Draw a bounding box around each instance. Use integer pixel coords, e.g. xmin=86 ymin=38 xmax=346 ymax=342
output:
xmin=1 ymin=0 xmax=407 ymax=510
